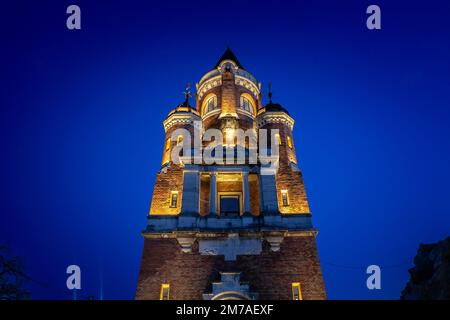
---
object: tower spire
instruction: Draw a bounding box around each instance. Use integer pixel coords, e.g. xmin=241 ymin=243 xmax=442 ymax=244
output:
xmin=182 ymin=82 xmax=191 ymax=106
xmin=215 ymin=47 xmax=244 ymax=69
xmin=268 ymin=82 xmax=273 ymax=104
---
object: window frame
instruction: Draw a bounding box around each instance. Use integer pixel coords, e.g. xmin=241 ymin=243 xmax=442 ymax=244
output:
xmin=170 ymin=191 xmax=178 ymax=208
xmin=205 ymin=95 xmax=218 ymax=114
xmin=240 ymin=96 xmax=254 ymax=114
xmin=217 ymin=192 xmax=243 ymax=217
xmin=160 ymin=284 xmax=170 ymax=300
xmin=292 ymin=282 xmax=302 ymax=300
xmin=281 ymin=190 xmax=289 ymax=207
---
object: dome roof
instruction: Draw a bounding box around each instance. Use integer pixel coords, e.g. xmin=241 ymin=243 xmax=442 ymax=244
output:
xmin=264 ymin=102 xmax=290 ymax=115
xmin=167 ymin=103 xmax=199 ymax=117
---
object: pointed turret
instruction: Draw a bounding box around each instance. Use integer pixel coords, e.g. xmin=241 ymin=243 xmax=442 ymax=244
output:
xmin=215 ymin=47 xmax=244 ymax=69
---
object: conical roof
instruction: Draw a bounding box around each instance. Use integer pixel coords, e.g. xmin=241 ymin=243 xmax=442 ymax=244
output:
xmin=214 ymin=47 xmax=244 ymax=69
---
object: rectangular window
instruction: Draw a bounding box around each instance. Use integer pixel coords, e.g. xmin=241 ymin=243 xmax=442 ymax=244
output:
xmin=170 ymin=192 xmax=178 ymax=208
xmin=160 ymin=284 xmax=170 ymax=300
xmin=281 ymin=190 xmax=289 ymax=207
xmin=220 ymin=195 xmax=240 ymax=217
xmin=292 ymin=282 xmax=302 ymax=300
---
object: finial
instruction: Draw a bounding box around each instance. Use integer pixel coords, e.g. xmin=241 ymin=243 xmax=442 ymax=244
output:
xmin=182 ymin=82 xmax=191 ymax=106
xmin=268 ymin=82 xmax=273 ymax=103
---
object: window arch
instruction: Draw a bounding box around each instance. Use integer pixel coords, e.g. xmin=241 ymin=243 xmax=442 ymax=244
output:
xmin=203 ymin=95 xmax=219 ymax=115
xmin=239 ymin=94 xmax=256 ymax=115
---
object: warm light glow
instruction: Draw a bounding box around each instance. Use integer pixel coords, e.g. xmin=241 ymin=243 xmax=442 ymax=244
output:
xmin=281 ymin=190 xmax=289 ymax=207
xmin=292 ymin=282 xmax=302 ymax=300
xmin=275 ymin=133 xmax=281 ymax=145
xmin=239 ymin=93 xmax=256 ymax=115
xmin=165 ymin=138 xmax=171 ymax=151
xmin=177 ymin=135 xmax=183 ymax=145
xmin=287 ymin=136 xmax=293 ymax=149
xmin=225 ymin=128 xmax=235 ymax=146
xmin=160 ymin=284 xmax=170 ymax=300
xmin=170 ymin=191 xmax=178 ymax=208
xmin=201 ymin=93 xmax=219 ymax=116
xmin=161 ymin=138 xmax=171 ymax=165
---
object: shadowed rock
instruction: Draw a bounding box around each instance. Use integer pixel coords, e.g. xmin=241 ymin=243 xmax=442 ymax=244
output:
xmin=401 ymin=237 xmax=450 ymax=300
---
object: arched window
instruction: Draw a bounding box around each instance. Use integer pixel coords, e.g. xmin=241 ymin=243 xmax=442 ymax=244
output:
xmin=205 ymin=95 xmax=218 ymax=114
xmin=240 ymin=96 xmax=254 ymax=114
xmin=287 ymin=136 xmax=293 ymax=149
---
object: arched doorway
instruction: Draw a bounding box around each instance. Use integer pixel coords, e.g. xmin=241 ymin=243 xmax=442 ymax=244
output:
xmin=211 ymin=291 xmax=251 ymax=300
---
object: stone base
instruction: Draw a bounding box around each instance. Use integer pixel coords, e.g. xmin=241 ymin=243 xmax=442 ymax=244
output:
xmin=135 ymin=235 xmax=326 ymax=300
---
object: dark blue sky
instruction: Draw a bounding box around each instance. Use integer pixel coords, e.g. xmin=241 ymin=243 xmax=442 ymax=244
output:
xmin=1 ymin=0 xmax=450 ymax=299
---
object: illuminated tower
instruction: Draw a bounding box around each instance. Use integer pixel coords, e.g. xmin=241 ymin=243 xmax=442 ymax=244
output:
xmin=135 ymin=48 xmax=326 ymax=300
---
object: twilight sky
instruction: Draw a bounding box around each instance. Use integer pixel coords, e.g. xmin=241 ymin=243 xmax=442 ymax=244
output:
xmin=1 ymin=0 xmax=450 ymax=299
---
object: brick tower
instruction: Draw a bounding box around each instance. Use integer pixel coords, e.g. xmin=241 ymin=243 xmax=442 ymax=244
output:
xmin=135 ymin=48 xmax=326 ymax=300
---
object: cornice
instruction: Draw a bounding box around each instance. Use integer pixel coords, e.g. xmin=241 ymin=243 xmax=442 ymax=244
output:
xmin=163 ymin=112 xmax=201 ymax=132
xmin=256 ymin=111 xmax=295 ymax=130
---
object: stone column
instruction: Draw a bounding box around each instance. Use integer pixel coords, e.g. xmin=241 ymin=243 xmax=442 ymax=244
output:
xmin=181 ymin=166 xmax=200 ymax=216
xmin=209 ymin=172 xmax=217 ymax=216
xmin=242 ymin=172 xmax=251 ymax=215
xmin=259 ymin=171 xmax=279 ymax=215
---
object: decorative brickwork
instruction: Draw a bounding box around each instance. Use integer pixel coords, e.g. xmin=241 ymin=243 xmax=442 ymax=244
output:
xmin=149 ymin=164 xmax=183 ymax=215
xmin=136 ymin=236 xmax=326 ymax=300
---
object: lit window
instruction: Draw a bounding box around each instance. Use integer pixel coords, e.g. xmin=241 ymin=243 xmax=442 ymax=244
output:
xmin=281 ymin=190 xmax=289 ymax=207
xmin=165 ymin=138 xmax=171 ymax=151
xmin=275 ymin=133 xmax=281 ymax=145
xmin=292 ymin=282 xmax=302 ymax=300
xmin=160 ymin=284 xmax=170 ymax=300
xmin=177 ymin=135 xmax=183 ymax=145
xmin=240 ymin=96 xmax=253 ymax=114
xmin=287 ymin=136 xmax=293 ymax=149
xmin=205 ymin=96 xmax=218 ymax=114
xmin=170 ymin=192 xmax=178 ymax=208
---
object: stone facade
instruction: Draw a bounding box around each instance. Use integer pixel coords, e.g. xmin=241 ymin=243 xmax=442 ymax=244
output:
xmin=136 ymin=48 xmax=326 ymax=300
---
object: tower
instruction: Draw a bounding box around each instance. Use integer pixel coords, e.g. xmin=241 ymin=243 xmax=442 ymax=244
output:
xmin=135 ymin=48 xmax=326 ymax=300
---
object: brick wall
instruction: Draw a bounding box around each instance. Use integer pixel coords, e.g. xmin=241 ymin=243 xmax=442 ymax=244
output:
xmin=259 ymin=122 xmax=310 ymax=214
xmin=149 ymin=164 xmax=183 ymax=215
xmin=276 ymin=164 xmax=310 ymax=214
xmin=249 ymin=174 xmax=260 ymax=216
xmin=220 ymin=72 xmax=237 ymax=116
xmin=136 ymin=236 xmax=326 ymax=300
